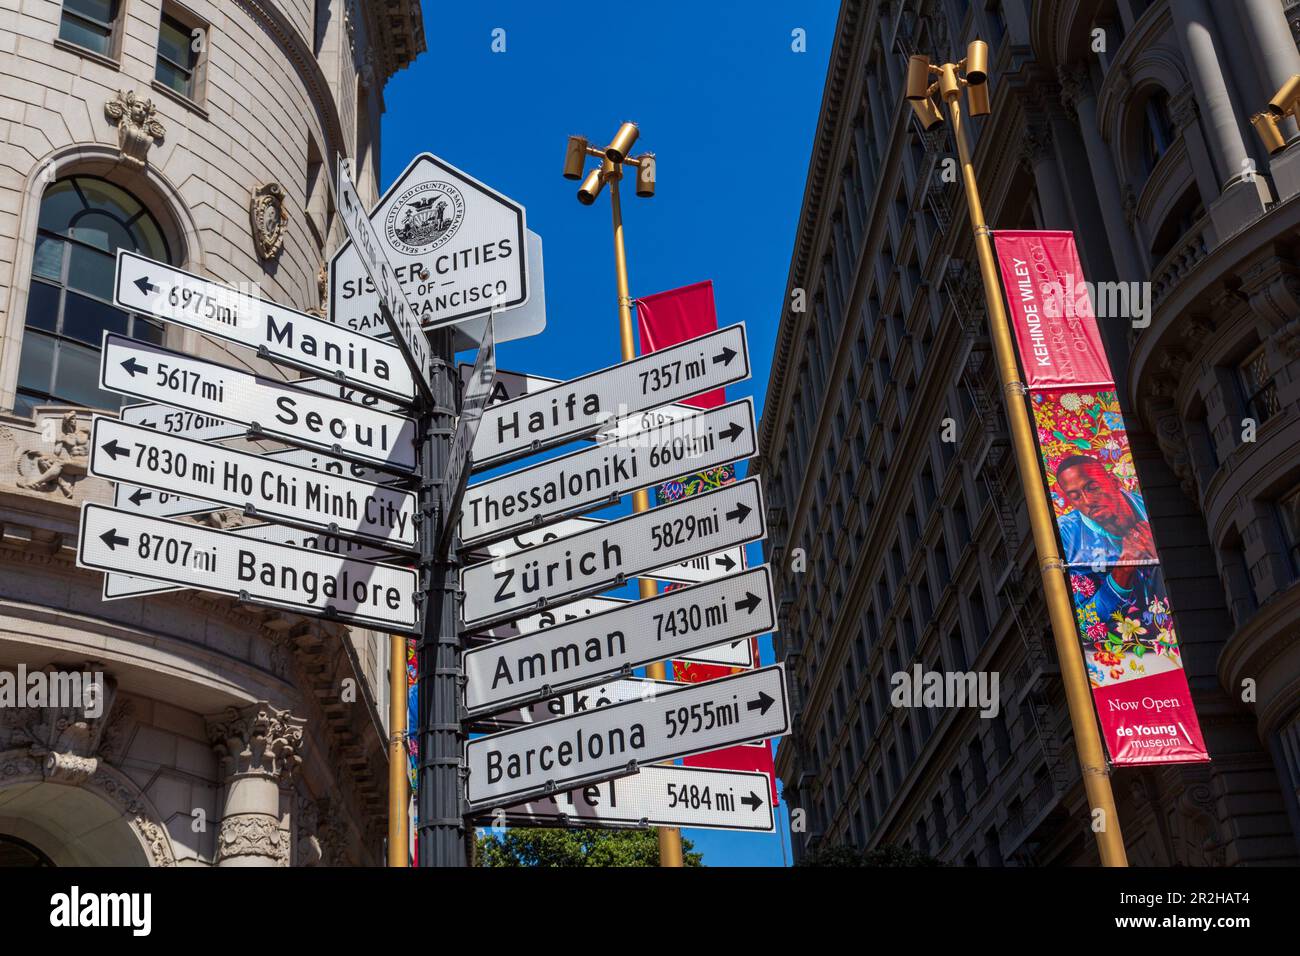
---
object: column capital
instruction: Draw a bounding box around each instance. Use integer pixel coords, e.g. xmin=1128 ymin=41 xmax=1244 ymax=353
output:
xmin=206 ymin=701 xmax=305 ymax=784
xmin=1057 ymin=62 xmax=1093 ymax=118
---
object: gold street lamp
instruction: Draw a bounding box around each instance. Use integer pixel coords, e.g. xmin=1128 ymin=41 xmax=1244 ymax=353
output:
xmin=563 ymin=122 xmax=682 ymax=868
xmin=907 ymin=41 xmax=1130 ymax=867
xmin=1250 ymin=72 xmax=1300 ymax=154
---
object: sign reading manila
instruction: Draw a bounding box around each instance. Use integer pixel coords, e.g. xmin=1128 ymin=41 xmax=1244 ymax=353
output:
xmin=459 ymin=476 xmax=767 ymax=628
xmin=464 ymin=664 xmax=789 ymax=807
xmin=99 ymin=333 xmax=417 ymax=472
xmin=464 ymin=565 xmax=775 ymax=715
xmin=459 ymin=397 xmax=757 ymax=547
xmin=88 ymin=417 xmax=418 ymax=551
xmin=330 ymin=152 xmax=529 ymax=337
xmin=113 ymin=251 xmax=418 ymax=404
xmin=488 ymin=765 xmax=775 ymax=833
xmin=470 ymin=324 xmax=750 ymax=468
xmin=77 ymin=504 xmax=418 ymax=632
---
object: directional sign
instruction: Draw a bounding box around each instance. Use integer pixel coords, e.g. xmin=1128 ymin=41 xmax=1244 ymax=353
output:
xmin=100 ymin=334 xmax=417 ymax=472
xmin=113 ymin=251 xmax=416 ymax=404
xmin=113 ymin=482 xmax=208 ymax=519
xmin=595 ymin=400 xmax=710 ymax=443
xmin=460 ymin=476 xmax=766 ymax=628
xmin=470 ymin=677 xmax=672 ymax=732
xmin=101 ymin=522 xmax=401 ymax=602
xmin=677 ymin=638 xmax=755 ymax=668
xmin=79 ymin=504 xmax=418 ymax=631
xmin=464 ymin=566 xmax=775 ymax=715
xmin=471 ymin=324 xmax=750 ymax=469
xmin=330 ymin=152 xmax=529 ymax=336
xmin=120 ymin=402 xmax=245 ymax=442
xmin=88 ymin=417 xmax=418 ymax=550
xmin=485 ymin=765 xmax=775 ymax=833
xmin=464 ymin=664 xmax=789 ymax=807
xmin=441 ymin=311 xmax=496 ymax=539
xmin=334 ymin=157 xmax=433 ymax=399
xmin=460 ymin=398 xmax=758 ymax=547
xmin=647 ymin=546 xmax=747 ymax=586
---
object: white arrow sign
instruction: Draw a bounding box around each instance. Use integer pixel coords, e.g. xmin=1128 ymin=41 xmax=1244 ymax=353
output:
xmin=88 ymin=417 xmax=417 ymax=550
xmin=460 ymin=476 xmax=766 ymax=628
xmin=113 ymin=251 xmax=416 ymax=403
xmin=471 ymin=324 xmax=750 ymax=469
xmin=464 ymin=566 xmax=774 ymax=714
xmin=460 ymin=398 xmax=757 ymax=547
xmin=486 ymin=764 xmax=775 ymax=833
xmin=100 ymin=333 xmax=417 ymax=472
xmin=120 ymin=402 xmax=245 ymax=442
xmin=464 ymin=664 xmax=789 ymax=807
xmin=330 ymin=152 xmax=528 ymax=336
xmin=79 ymin=504 xmax=417 ymax=630
xmin=469 ymin=677 xmax=671 ymax=732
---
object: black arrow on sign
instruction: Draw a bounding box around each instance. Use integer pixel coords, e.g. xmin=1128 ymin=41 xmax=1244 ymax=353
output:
xmin=741 ymin=792 xmax=763 ymax=811
xmin=725 ymin=502 xmax=751 ymax=524
xmin=712 ymin=346 xmax=737 ymax=366
xmin=735 ymin=591 xmax=761 ymax=614
xmin=716 ymin=553 xmax=737 ymax=572
xmin=128 ymin=488 xmax=151 ymax=506
xmin=746 ymin=691 xmax=775 ymax=716
xmin=101 ymin=439 xmax=130 ymax=461
xmin=719 ymin=421 xmax=744 ymax=442
xmin=99 ymin=529 xmax=129 ymax=551
xmin=120 ymin=357 xmax=148 ymax=377
xmin=133 ymin=276 xmax=160 ymax=296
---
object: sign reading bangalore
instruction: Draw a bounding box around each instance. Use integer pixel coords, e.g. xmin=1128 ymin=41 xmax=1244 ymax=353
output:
xmin=459 ymin=476 xmax=767 ymax=628
xmin=99 ymin=334 xmax=417 ymax=472
xmin=77 ymin=504 xmax=418 ymax=632
xmin=464 ymin=664 xmax=789 ymax=807
xmin=113 ymin=251 xmax=416 ymax=404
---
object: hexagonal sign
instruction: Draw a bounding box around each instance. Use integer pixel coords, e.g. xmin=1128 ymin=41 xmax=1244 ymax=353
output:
xmin=328 ymin=152 xmax=532 ymax=338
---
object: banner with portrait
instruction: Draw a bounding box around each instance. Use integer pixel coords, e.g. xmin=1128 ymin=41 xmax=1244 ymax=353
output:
xmin=993 ymin=231 xmax=1208 ymax=766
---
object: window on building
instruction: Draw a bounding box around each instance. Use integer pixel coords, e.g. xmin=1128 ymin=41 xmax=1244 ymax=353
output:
xmin=1138 ymin=91 xmax=1174 ymax=180
xmin=931 ymin=792 xmax=948 ymax=843
xmin=1278 ymin=485 xmax=1300 ymax=578
xmin=59 ymin=0 xmax=120 ymax=57
xmin=968 ymin=738 xmax=988 ymax=793
xmin=1238 ymin=345 xmax=1280 ymax=425
xmin=156 ymin=7 xmax=205 ymax=101
xmin=949 ymin=766 xmax=967 ymax=819
xmin=17 ymin=177 xmax=170 ymax=417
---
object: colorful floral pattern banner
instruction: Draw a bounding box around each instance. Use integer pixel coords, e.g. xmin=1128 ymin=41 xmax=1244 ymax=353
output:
xmin=994 ymin=231 xmax=1208 ymax=766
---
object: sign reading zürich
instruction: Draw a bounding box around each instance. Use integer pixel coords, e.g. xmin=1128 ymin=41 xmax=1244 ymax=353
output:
xmin=464 ymin=664 xmax=790 ymax=807
xmin=459 ymin=476 xmax=766 ymax=628
xmin=99 ymin=333 xmax=417 ymax=472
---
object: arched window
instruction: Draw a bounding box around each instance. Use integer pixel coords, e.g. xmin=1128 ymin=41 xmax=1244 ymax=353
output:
xmin=1138 ymin=91 xmax=1175 ymax=181
xmin=0 ymin=833 xmax=56 ymax=867
xmin=16 ymin=176 xmax=170 ymax=417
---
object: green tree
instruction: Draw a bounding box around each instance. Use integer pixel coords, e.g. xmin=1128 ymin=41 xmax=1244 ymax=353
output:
xmin=475 ymin=828 xmax=704 ymax=867
xmin=796 ymin=842 xmax=945 ymax=867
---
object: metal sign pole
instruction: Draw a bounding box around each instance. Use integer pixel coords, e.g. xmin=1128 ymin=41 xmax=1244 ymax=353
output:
xmin=417 ymin=327 xmax=467 ymax=867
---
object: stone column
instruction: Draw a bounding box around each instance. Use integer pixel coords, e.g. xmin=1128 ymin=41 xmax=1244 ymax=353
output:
xmin=206 ymin=702 xmax=305 ymax=867
xmin=1236 ymin=0 xmax=1300 ymax=108
xmin=1021 ymin=117 xmax=1071 ymax=229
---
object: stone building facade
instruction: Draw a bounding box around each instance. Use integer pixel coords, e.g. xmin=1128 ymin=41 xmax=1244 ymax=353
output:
xmin=758 ymin=0 xmax=1300 ymax=865
xmin=0 ymin=0 xmax=423 ymax=865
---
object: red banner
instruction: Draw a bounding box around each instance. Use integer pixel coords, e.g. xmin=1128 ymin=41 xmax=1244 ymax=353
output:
xmin=637 ymin=280 xmax=725 ymax=408
xmin=993 ymin=230 xmax=1208 ymax=766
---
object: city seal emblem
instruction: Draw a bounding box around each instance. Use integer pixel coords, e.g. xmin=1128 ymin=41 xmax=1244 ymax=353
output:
xmin=385 ymin=181 xmax=466 ymax=255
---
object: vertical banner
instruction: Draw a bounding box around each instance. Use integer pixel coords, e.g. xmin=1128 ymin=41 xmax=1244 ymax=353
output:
xmin=639 ymin=281 xmax=778 ymax=802
xmin=992 ymin=230 xmax=1208 ymax=766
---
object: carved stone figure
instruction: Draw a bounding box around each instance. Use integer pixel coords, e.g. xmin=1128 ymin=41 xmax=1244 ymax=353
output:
xmin=250 ymin=182 xmax=289 ymax=260
xmin=104 ymin=91 xmax=165 ymax=169
xmin=16 ymin=411 xmax=89 ymax=496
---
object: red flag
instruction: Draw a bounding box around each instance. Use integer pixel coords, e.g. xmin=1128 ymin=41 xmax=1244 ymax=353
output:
xmin=636 ymin=280 xmax=724 ymax=408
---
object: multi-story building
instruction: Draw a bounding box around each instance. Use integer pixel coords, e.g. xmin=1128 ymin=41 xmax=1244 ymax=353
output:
xmin=759 ymin=0 xmax=1300 ymax=865
xmin=0 ymin=0 xmax=422 ymax=866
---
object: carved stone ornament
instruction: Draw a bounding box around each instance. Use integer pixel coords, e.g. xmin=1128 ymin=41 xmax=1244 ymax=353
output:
xmin=250 ymin=182 xmax=289 ymax=261
xmin=207 ymin=701 xmax=305 ymax=783
xmin=217 ymin=815 xmax=289 ymax=864
xmin=104 ymin=90 xmax=165 ymax=169
xmin=14 ymin=410 xmax=89 ymax=497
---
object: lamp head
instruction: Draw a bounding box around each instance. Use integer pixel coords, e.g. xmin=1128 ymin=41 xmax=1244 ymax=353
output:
xmin=906 ymin=55 xmax=931 ymax=101
xmin=1268 ymin=74 xmax=1300 ymax=117
xmin=967 ymin=80 xmax=990 ymax=117
xmin=563 ymin=135 xmax=589 ymax=180
xmin=577 ymin=166 xmax=605 ymax=205
xmin=909 ymin=95 xmax=945 ymax=131
xmin=1252 ymin=111 xmax=1287 ymax=154
xmin=635 ymin=153 xmax=656 ymax=197
xmin=605 ymin=122 xmax=640 ymax=163
xmin=965 ymin=40 xmax=989 ymax=85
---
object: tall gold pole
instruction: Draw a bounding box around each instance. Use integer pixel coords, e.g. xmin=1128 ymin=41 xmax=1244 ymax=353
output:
xmin=387 ymin=634 xmax=409 ymax=867
xmin=608 ymin=166 xmax=685 ymax=869
xmin=942 ymin=80 xmax=1128 ymax=866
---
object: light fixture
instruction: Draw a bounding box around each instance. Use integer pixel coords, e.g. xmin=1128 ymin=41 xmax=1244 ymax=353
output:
xmin=577 ymin=166 xmax=605 ymax=205
xmin=906 ymin=55 xmax=931 ymax=101
xmin=634 ymin=153 xmax=656 ymax=197
xmin=966 ymin=40 xmax=988 ymax=86
xmin=563 ymin=135 xmax=588 ymax=179
xmin=909 ymin=96 xmax=944 ymax=130
xmin=1267 ymin=73 xmax=1300 ymax=117
xmin=1252 ymin=112 xmax=1287 ymax=153
xmin=967 ymin=80 xmax=990 ymax=117
xmin=605 ymin=122 xmax=639 ymax=163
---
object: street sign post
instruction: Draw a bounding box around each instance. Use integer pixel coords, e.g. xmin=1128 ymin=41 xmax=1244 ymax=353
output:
xmin=484 ymin=764 xmax=775 ymax=833
xmin=464 ymin=663 xmax=789 ymax=807
xmin=470 ymin=324 xmax=751 ymax=468
xmin=459 ymin=397 xmax=757 ymax=547
xmin=463 ymin=565 xmax=774 ymax=715
xmin=88 ymin=417 xmax=418 ymax=551
xmin=78 ymin=504 xmax=418 ymax=631
xmin=100 ymin=333 xmax=417 ymax=472
xmin=113 ymin=251 xmax=417 ymax=404
xmin=460 ymin=476 xmax=766 ymax=628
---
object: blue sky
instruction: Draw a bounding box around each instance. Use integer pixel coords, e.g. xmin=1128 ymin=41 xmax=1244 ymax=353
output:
xmin=383 ymin=1 xmax=840 ymax=866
